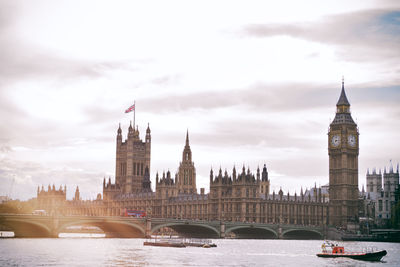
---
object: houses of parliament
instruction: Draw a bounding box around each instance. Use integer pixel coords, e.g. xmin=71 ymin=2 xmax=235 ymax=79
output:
xmin=36 ymin=81 xmax=360 ymax=229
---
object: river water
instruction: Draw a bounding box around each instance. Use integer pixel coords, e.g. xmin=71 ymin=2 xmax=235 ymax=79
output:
xmin=1 ymin=236 xmax=399 ymax=266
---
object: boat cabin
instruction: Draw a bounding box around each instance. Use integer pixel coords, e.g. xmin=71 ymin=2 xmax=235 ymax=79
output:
xmin=332 ymin=246 xmax=344 ymax=254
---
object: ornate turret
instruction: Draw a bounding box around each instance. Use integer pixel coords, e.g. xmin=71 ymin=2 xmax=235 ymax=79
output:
xmin=260 ymin=164 xmax=270 ymax=196
xmin=146 ymin=123 xmax=151 ymax=143
xmin=336 ymin=78 xmax=350 ymax=107
xmin=74 ymin=186 xmax=80 ymax=201
xmin=182 ymin=130 xmax=192 ymax=162
xmin=134 ymin=125 xmax=140 ymax=139
xmin=177 ymin=130 xmax=196 ymax=194
xmin=142 ymin=166 xmax=152 ymax=192
xmin=117 ymin=123 xmax=122 ymax=135
xmin=128 ymin=121 xmax=134 ymax=138
xmin=331 ymin=78 xmax=355 ymax=125
xmin=262 ymin=164 xmax=268 ymax=181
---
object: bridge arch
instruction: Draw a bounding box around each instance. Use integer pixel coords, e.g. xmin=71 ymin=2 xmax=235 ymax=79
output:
xmin=151 ymin=222 xmax=220 ymax=238
xmin=1 ymin=219 xmax=53 ymax=237
xmin=226 ymin=226 xmax=278 ymax=239
xmin=58 ymin=219 xmax=146 ymax=238
xmin=282 ymin=229 xmax=323 ymax=239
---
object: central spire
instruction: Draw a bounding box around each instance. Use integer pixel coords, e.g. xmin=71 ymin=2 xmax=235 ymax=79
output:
xmin=336 ymin=76 xmax=350 ymax=107
xmin=185 ymin=129 xmax=190 ymax=147
xmin=182 ymin=130 xmax=192 ymax=162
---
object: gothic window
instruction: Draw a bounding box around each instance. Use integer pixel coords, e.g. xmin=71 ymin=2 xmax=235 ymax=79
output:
xmin=133 ymin=163 xmax=136 ymax=175
xmin=379 ymin=200 xmax=383 ymax=211
xmin=141 ymin=163 xmax=143 ymax=175
xmin=246 ymin=189 xmax=249 ymax=197
xmin=385 ymin=200 xmax=388 ymax=211
xmin=186 ymin=153 xmax=188 ymax=160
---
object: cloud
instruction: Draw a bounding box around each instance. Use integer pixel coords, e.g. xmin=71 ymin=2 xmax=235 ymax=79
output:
xmin=242 ymin=9 xmax=400 ymax=63
xmin=151 ymin=74 xmax=182 ymax=86
xmin=0 ymin=2 xmax=138 ymax=84
xmin=0 ymin=157 xmax=106 ymax=200
xmin=0 ymin=145 xmax=11 ymax=153
xmin=138 ymin=81 xmax=400 ymax=114
xmin=0 ymin=38 xmax=133 ymax=83
xmin=138 ymin=82 xmax=332 ymax=113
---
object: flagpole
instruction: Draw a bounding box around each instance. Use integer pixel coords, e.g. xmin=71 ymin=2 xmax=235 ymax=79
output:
xmin=133 ymin=100 xmax=136 ymax=130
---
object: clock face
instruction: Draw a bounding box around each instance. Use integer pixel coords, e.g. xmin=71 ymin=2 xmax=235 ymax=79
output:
xmin=348 ymin=134 xmax=356 ymax=147
xmin=331 ymin=135 xmax=341 ymax=147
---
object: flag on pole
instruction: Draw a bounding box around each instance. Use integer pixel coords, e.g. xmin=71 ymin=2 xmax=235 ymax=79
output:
xmin=125 ymin=104 xmax=135 ymax=113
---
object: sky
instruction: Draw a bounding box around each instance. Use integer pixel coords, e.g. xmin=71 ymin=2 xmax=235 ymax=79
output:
xmin=0 ymin=0 xmax=399 ymax=200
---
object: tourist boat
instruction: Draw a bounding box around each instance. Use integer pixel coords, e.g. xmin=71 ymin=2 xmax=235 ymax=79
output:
xmin=143 ymin=239 xmax=185 ymax=248
xmin=143 ymin=237 xmax=216 ymax=248
xmin=317 ymin=241 xmax=387 ymax=261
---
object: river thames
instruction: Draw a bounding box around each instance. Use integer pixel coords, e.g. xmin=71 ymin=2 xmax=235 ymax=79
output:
xmin=1 ymin=236 xmax=400 ymax=267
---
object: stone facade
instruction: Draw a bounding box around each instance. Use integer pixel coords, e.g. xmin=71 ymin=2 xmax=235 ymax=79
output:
xmin=328 ymin=80 xmax=359 ymax=227
xmin=114 ymin=122 xmax=151 ymax=194
xmin=37 ymin=128 xmax=329 ymax=227
xmin=36 ymin=81 xmax=366 ymax=229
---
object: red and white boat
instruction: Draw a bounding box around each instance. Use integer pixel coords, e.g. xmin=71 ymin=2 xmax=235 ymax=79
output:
xmin=317 ymin=241 xmax=387 ymax=261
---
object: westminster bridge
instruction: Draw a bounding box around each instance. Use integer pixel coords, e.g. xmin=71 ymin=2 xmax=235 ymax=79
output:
xmin=0 ymin=214 xmax=338 ymax=239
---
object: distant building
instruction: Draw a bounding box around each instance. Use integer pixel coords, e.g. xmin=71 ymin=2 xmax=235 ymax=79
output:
xmin=365 ymin=162 xmax=400 ymax=227
xmin=0 ymin=196 xmax=10 ymax=204
xmin=36 ymin=185 xmax=66 ymax=215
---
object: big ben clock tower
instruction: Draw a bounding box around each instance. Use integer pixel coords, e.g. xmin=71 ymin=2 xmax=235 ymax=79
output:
xmin=328 ymin=78 xmax=359 ymax=228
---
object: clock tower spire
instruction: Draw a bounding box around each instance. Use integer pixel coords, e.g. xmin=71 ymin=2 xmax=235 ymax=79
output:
xmin=328 ymin=79 xmax=359 ymax=228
